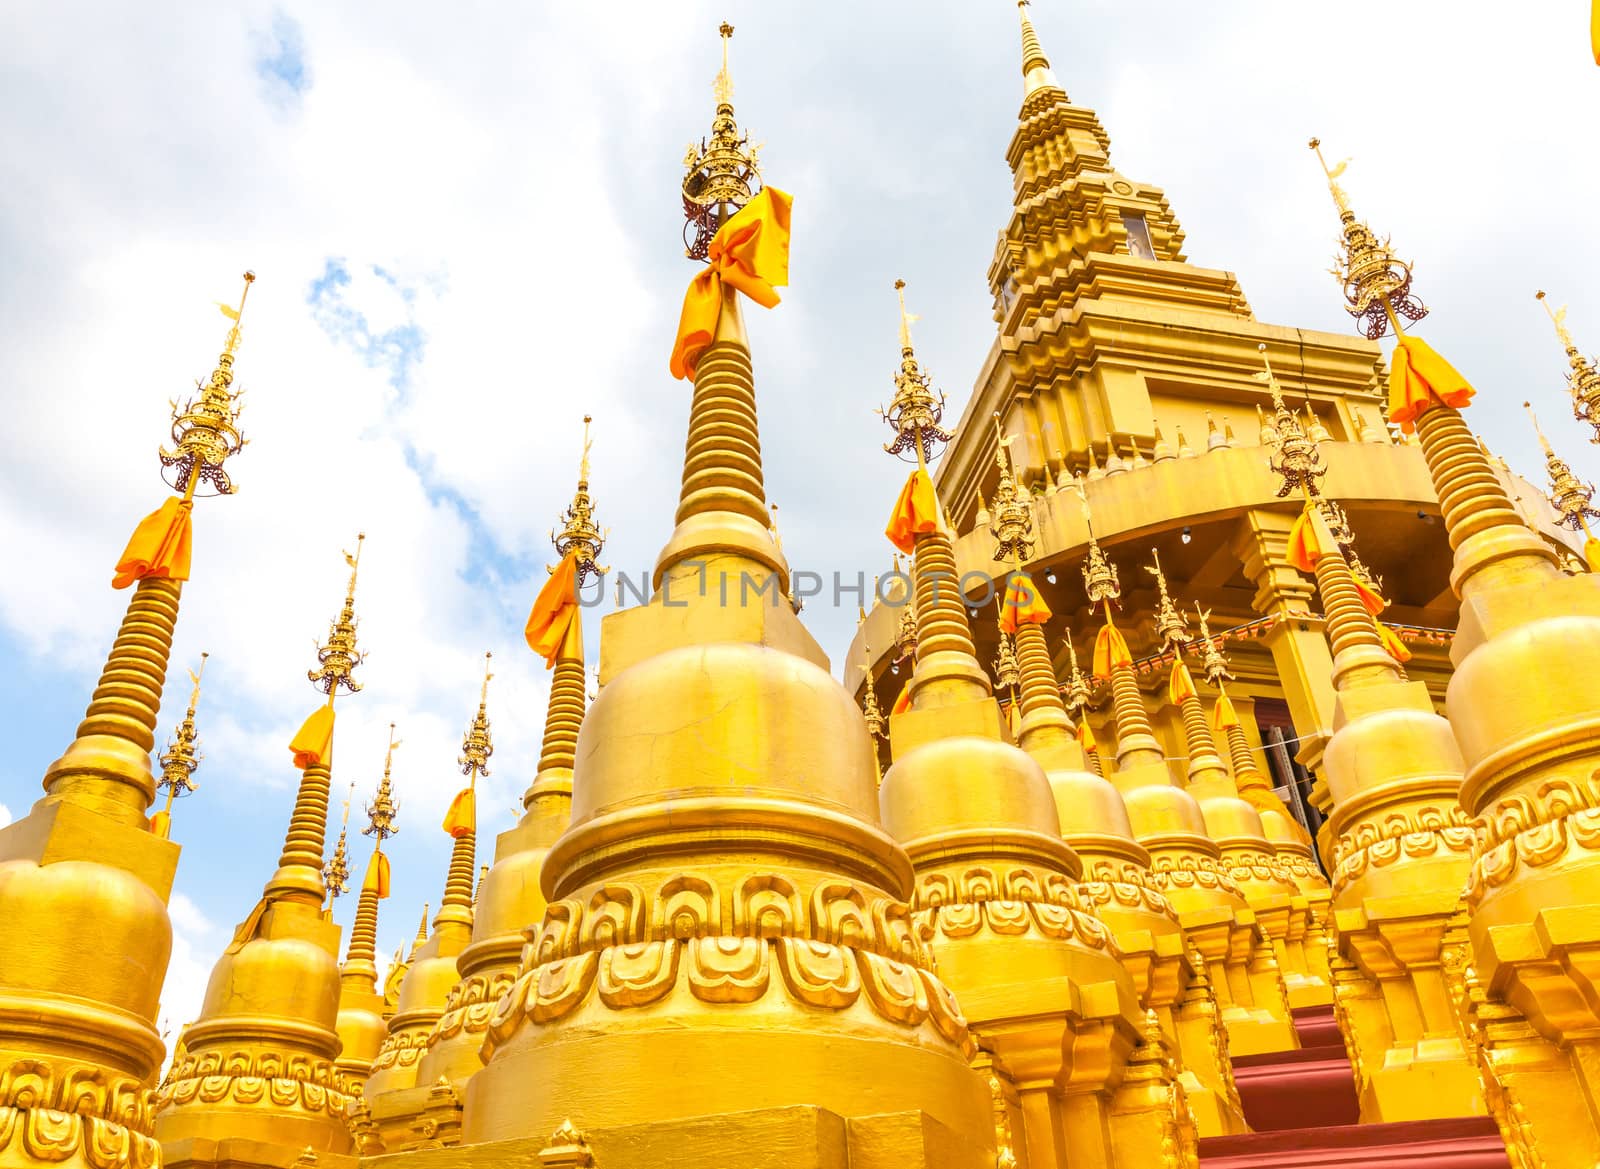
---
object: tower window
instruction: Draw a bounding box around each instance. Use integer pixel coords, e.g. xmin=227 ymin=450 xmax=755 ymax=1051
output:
xmin=1122 ymin=213 xmax=1155 ymax=260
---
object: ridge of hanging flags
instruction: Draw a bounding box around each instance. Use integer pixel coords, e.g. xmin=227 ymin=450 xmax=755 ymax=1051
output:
xmin=113 ymin=498 xmax=193 ymax=589
xmin=885 ymin=468 xmax=940 ymax=553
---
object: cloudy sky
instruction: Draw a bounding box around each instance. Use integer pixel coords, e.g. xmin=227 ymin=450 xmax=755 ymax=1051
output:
xmin=2 ymin=1 xmax=1596 ymax=1046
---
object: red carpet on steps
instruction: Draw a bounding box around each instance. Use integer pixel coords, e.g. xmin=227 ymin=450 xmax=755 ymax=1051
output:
xmin=1197 ymin=1005 xmax=1510 ymax=1168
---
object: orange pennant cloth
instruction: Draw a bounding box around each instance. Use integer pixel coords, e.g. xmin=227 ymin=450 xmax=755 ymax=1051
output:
xmin=670 ymin=186 xmax=793 ymax=380
xmin=525 ymin=553 xmax=580 ymax=668
xmin=999 ymin=572 xmax=1053 ymax=634
xmin=1354 ymin=576 xmax=1386 ymax=616
xmin=1092 ymin=615 xmax=1132 ymax=679
xmin=363 ymin=849 xmax=391 ymax=899
xmin=149 ymin=810 xmax=172 ymax=839
xmin=1169 ymin=661 xmax=1197 ymax=706
xmin=113 ymin=498 xmax=193 ymax=589
xmin=892 ymin=682 xmax=912 ymax=717
xmin=442 ymin=787 xmax=476 ymax=838
xmin=288 ymin=704 xmax=335 ymax=770
xmin=1593 ymin=0 xmax=1599 ymax=65
xmin=1376 ymin=620 xmax=1413 ymax=664
xmin=1285 ymin=504 xmax=1334 ymax=574
xmin=1211 ymin=691 xmax=1241 ymax=734
xmin=1585 ymin=535 xmax=1600 ymax=574
xmin=1076 ymin=719 xmax=1099 ymax=756
xmin=1388 ymin=334 xmax=1475 ymax=434
xmin=885 ymin=469 xmax=940 ymax=553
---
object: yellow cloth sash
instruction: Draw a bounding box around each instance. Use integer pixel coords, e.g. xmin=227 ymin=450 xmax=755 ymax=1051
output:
xmin=1388 ymin=334 xmax=1474 ymax=434
xmin=525 ymin=553 xmax=580 ymax=668
xmin=1211 ymin=691 xmax=1241 ymax=733
xmin=149 ymin=810 xmax=172 ymax=839
xmin=363 ymin=849 xmax=391 ymax=898
xmin=1077 ymin=719 xmax=1098 ymax=755
xmin=670 ymin=186 xmax=793 ymax=380
xmin=1285 ymin=503 xmax=1334 ymax=573
xmin=1585 ymin=535 xmax=1600 ymax=574
xmin=442 ymin=787 xmax=476 ymax=838
xmin=999 ymin=571 xmax=1052 ymax=633
xmin=288 ymin=704 xmax=335 ymax=770
xmin=1354 ymin=577 xmax=1387 ymax=616
xmin=1092 ymin=614 xmax=1132 ymax=678
xmin=892 ymin=682 xmax=912 ymax=716
xmin=885 ymin=468 xmax=940 ymax=553
xmin=1376 ymin=620 xmax=1413 ymax=664
xmin=113 ymin=498 xmax=192 ymax=589
xmin=1169 ymin=661 xmax=1197 ymax=706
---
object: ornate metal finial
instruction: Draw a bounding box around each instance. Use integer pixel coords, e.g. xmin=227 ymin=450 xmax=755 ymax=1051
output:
xmin=1256 ymin=343 xmax=1327 ymax=498
xmin=309 ymin=534 xmax=366 ymax=694
xmin=682 ymin=21 xmax=761 ymax=259
xmin=323 ymin=779 xmax=355 ymax=899
xmin=1193 ymin=604 xmax=1234 ymax=687
xmin=879 ymin=280 xmax=954 ymax=463
xmin=1146 ymin=550 xmax=1190 ymax=652
xmin=992 ymin=608 xmax=1022 ymax=690
xmin=1308 ymin=139 xmax=1426 ymax=339
xmin=364 ymin=724 xmax=401 ymax=841
xmin=1062 ymin=636 xmax=1093 ymax=713
xmin=1537 ymin=291 xmax=1600 ymax=439
xmin=886 ymin=553 xmax=918 ymax=669
xmin=551 ymin=416 xmax=609 ymax=585
xmin=160 ymin=271 xmax=254 ymax=498
xmin=459 ymin=652 xmax=495 ymax=779
xmin=988 ymin=413 xmax=1035 ymax=563
xmin=1524 ymin=401 xmax=1600 ymax=530
xmin=860 ymin=648 xmax=887 ymax=740
xmin=1071 ymin=476 xmax=1121 ymax=610
xmin=156 ymin=651 xmax=209 ymax=811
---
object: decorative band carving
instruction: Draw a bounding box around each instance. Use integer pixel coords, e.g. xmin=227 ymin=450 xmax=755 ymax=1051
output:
xmin=913 ymin=863 xmax=1114 ymax=949
xmin=1333 ymin=805 xmax=1477 ymax=889
xmin=372 ymin=1028 xmax=429 ymax=1072
xmin=153 ymin=1049 xmax=352 ymax=1119
xmin=0 ymin=1060 xmax=158 ymax=1168
xmin=427 ymin=970 xmax=518 ymax=1050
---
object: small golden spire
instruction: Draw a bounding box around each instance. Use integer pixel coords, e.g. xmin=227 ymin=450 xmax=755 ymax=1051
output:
xmin=1193 ymin=604 xmax=1235 ymax=688
xmin=323 ymin=779 xmax=355 ymax=901
xmin=475 ymin=863 xmax=489 ymax=908
xmin=682 ymin=21 xmax=760 ymax=258
xmin=1524 ymin=401 xmax=1600 ymax=532
xmin=310 ymin=534 xmax=366 ymax=695
xmin=154 ymin=652 xmax=209 ymax=831
xmin=988 ymin=413 xmax=1034 ymax=564
xmin=1061 ymin=636 xmax=1093 ymax=714
xmin=161 ymin=272 xmax=254 ymax=499
xmin=1174 ymin=423 xmax=1195 ymax=458
xmin=1016 ymin=0 xmax=1062 ymax=98
xmin=1303 ymin=402 xmax=1332 ymax=444
xmin=992 ymin=608 xmax=1022 ymax=691
xmin=1257 ymin=344 xmax=1326 ymax=498
xmin=1146 ymin=550 xmax=1189 ymax=652
xmin=1151 ymin=418 xmax=1175 ymax=462
xmin=364 ymin=724 xmax=401 ymax=843
xmin=1072 ymin=476 xmax=1121 ymax=610
xmin=410 ymin=903 xmax=430 ymax=956
xmin=459 ymin=654 xmax=495 ymax=782
xmin=1537 ymin=291 xmax=1600 ymax=438
xmin=880 ymin=280 xmax=953 ymax=464
xmin=860 ymin=647 xmax=887 ymax=741
xmin=552 ymin=417 xmax=609 ymax=585
xmin=1307 ymin=138 xmax=1427 ymax=339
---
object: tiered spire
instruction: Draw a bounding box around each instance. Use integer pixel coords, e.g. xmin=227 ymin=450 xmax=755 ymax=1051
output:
xmin=1016 ymin=1 xmax=1063 ymax=101
xmin=1523 ymin=401 xmax=1600 ymax=536
xmin=1536 ymin=291 xmax=1600 ymax=440
xmin=346 ymin=728 xmax=401 ymax=979
xmin=324 ymin=780 xmax=355 ymax=904
xmin=441 ymin=654 xmax=494 ymax=914
xmin=152 ymin=652 xmax=208 ymax=840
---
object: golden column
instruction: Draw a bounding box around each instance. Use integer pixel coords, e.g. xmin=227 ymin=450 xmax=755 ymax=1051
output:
xmin=1079 ymin=510 xmax=1298 ymax=1055
xmin=362 ymin=656 xmax=494 ymax=1147
xmin=876 ymin=285 xmax=1164 ymax=1169
xmin=1309 ymin=142 xmax=1600 ymax=1160
xmin=1151 ymin=555 xmax=1329 ymax=1011
xmin=0 ymin=275 xmax=250 ymax=1168
xmin=334 ymin=731 xmax=402 ymax=1093
xmin=155 ymin=538 xmax=368 ymax=1163
xmin=416 ymin=420 xmax=605 ymax=1101
xmin=460 ymin=26 xmax=995 ymax=1162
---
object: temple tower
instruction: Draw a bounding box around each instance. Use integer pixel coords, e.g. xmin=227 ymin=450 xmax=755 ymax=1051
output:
xmin=0 ymin=276 xmax=249 ymax=1169
xmin=457 ymin=26 xmax=996 ymax=1163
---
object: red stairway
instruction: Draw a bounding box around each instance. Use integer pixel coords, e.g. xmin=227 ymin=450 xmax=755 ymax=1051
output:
xmin=1197 ymin=1007 xmax=1510 ymax=1169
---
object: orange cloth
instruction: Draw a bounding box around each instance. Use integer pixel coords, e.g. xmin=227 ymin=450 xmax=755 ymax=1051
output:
xmin=1354 ymin=577 xmax=1387 ymax=616
xmin=525 ymin=553 xmax=580 ymax=668
xmin=363 ymin=849 xmax=391 ymax=899
xmin=1376 ymin=620 xmax=1413 ymax=664
xmin=1003 ymin=699 xmax=1020 ymax=739
xmin=1077 ymin=719 xmax=1099 ymax=755
xmin=442 ymin=787 xmax=476 ymax=838
xmin=1388 ymin=334 xmax=1475 ymax=434
xmin=113 ymin=498 xmax=192 ymax=589
xmin=1211 ymin=691 xmax=1241 ymax=733
xmin=885 ymin=469 xmax=940 ymax=553
xmin=892 ymin=682 xmax=912 ymax=716
xmin=998 ymin=572 xmax=1052 ymax=633
xmin=1092 ymin=615 xmax=1132 ymax=678
xmin=288 ymin=704 xmax=334 ymax=770
xmin=669 ymin=186 xmax=793 ymax=380
xmin=1285 ymin=504 xmax=1334 ymax=573
xmin=1593 ymin=0 xmax=1599 ymax=64
xmin=1586 ymin=536 xmax=1600 ymax=574
xmin=149 ymin=810 xmax=172 ymax=839
xmin=1169 ymin=661 xmax=1197 ymax=706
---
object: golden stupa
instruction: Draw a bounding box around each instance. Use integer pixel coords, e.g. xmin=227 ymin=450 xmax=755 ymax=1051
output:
xmin=8 ymin=7 xmax=1600 ymax=1169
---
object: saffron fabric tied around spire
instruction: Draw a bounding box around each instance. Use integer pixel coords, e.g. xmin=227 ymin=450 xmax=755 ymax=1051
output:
xmin=885 ymin=468 xmax=940 ymax=553
xmin=364 ymin=849 xmax=391 ymax=899
xmin=1077 ymin=719 xmax=1099 ymax=755
xmin=112 ymin=497 xmax=193 ymax=589
xmin=149 ymin=810 xmax=172 ymax=839
xmin=525 ymin=553 xmax=581 ymax=668
xmin=1388 ymin=334 xmax=1474 ymax=434
xmin=442 ymin=787 xmax=476 ymax=838
xmin=288 ymin=704 xmax=335 ymax=770
xmin=1285 ymin=503 xmax=1337 ymax=574
xmin=1376 ymin=622 xmax=1413 ymax=664
xmin=892 ymin=682 xmax=912 ymax=717
xmin=1092 ymin=613 xmax=1132 ymax=679
xmin=1169 ymin=661 xmax=1197 ymax=706
xmin=998 ymin=571 xmax=1052 ymax=633
xmin=1211 ymin=691 xmax=1241 ymax=734
xmin=669 ymin=186 xmax=793 ymax=380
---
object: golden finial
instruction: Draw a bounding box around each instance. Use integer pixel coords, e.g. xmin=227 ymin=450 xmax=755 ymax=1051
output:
xmin=1016 ymin=0 xmax=1061 ymax=98
xmin=552 ymin=416 xmax=608 ymax=584
xmin=1307 ymin=138 xmax=1426 ymax=339
xmin=992 ymin=616 xmax=1022 ymax=693
xmin=988 ymin=413 xmax=1034 ymax=564
xmin=1191 ymin=604 xmax=1235 ymax=687
xmin=860 ymin=647 xmax=887 ymax=740
xmin=410 ymin=904 xmax=429 ymax=956
xmin=1537 ymin=291 xmax=1600 ymax=438
xmin=889 ymin=554 xmax=917 ymax=670
xmin=682 ymin=21 xmax=760 ymax=258
xmin=458 ymin=653 xmax=495 ymax=780
xmin=323 ymin=779 xmax=355 ymax=901
xmin=1524 ymin=400 xmax=1600 ymax=531
xmin=1257 ymin=343 xmax=1326 ymax=498
xmin=1071 ymin=475 xmax=1121 ymax=609
xmin=363 ymin=724 xmax=401 ymax=842
xmin=160 ymin=271 xmax=254 ymax=498
xmin=155 ymin=652 xmax=209 ymax=823
xmin=879 ymin=279 xmax=953 ymax=464
xmin=1062 ymin=636 xmax=1093 ymax=714
xmin=1146 ymin=550 xmax=1189 ymax=652
xmin=309 ymin=534 xmax=366 ymax=695
xmin=768 ymin=503 xmax=784 ymax=554
xmin=1174 ymin=423 xmax=1194 ymax=458
xmin=1151 ymin=417 xmax=1175 ymax=462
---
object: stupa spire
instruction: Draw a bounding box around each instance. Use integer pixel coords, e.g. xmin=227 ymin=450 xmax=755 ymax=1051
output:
xmin=440 ymin=654 xmax=493 ymax=915
xmin=1016 ymin=0 xmax=1061 ymax=97
xmin=151 ymin=651 xmax=208 ymax=840
xmin=323 ymin=778 xmax=355 ymax=905
xmin=1523 ymin=400 xmax=1600 ymax=537
xmin=1536 ymin=290 xmax=1600 ymax=440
